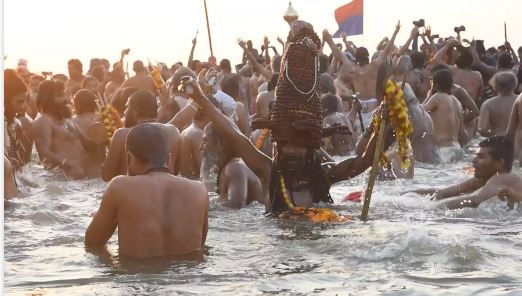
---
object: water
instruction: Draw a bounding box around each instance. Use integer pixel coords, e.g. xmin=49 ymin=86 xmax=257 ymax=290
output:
xmin=4 ymin=140 xmax=522 ymax=295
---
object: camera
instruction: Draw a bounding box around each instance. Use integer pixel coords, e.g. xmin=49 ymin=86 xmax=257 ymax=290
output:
xmin=413 ymin=19 xmax=425 ymax=27
xmin=431 ymin=34 xmax=440 ymax=39
xmin=122 ymin=48 xmax=130 ymax=55
xmin=454 ymin=26 xmax=466 ymax=33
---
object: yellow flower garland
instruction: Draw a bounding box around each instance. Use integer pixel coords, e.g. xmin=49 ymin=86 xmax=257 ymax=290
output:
xmin=370 ymin=80 xmax=413 ymax=170
xmin=278 ymin=175 xmax=349 ymax=223
xmin=100 ymin=106 xmax=122 ymax=142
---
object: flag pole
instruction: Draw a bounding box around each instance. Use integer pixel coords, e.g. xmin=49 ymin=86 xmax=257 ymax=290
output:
xmin=203 ymin=0 xmax=215 ymax=66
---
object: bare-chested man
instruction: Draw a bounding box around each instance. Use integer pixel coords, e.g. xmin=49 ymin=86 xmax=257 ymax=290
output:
xmin=33 ymin=80 xmax=95 ymax=179
xmin=479 ymin=72 xmax=518 ymax=137
xmin=507 ymin=93 xmax=522 ymax=165
xmin=121 ymin=60 xmax=155 ymax=93
xmin=406 ymin=52 xmax=431 ymax=102
xmin=179 ymin=108 xmax=209 ymax=180
xmin=201 ymin=123 xmax=265 ymax=209
xmin=423 ymin=69 xmax=467 ymax=163
xmin=65 ymin=59 xmax=84 ymax=100
xmin=101 ymin=90 xmax=180 ymax=181
xmin=86 ymin=123 xmax=208 ymax=258
xmin=321 ymin=94 xmax=356 ymax=156
xmin=27 ymin=74 xmax=45 ymax=119
xmin=411 ymin=136 xmax=522 ymax=209
xmin=255 ymin=74 xmax=277 ymax=119
xmin=323 ymin=22 xmax=400 ymax=128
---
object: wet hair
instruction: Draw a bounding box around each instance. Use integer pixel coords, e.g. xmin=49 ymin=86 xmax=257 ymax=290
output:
xmin=455 ymin=46 xmax=473 ymax=69
xmin=318 ymin=73 xmax=336 ymax=95
xmin=128 ymin=90 xmax=157 ymax=118
xmin=432 ymin=69 xmax=453 ymax=94
xmin=479 ymin=136 xmax=514 ymax=172
xmin=68 ymin=59 xmax=83 ymax=73
xmin=73 ymin=89 xmax=98 ymax=115
xmin=271 ymin=55 xmax=282 ymax=74
xmin=410 ymin=52 xmax=426 ymax=69
xmin=4 ymin=69 xmax=28 ymax=102
xmin=267 ymin=73 xmax=279 ymax=92
xmin=321 ymin=93 xmax=339 ymax=114
xmin=126 ymin=123 xmax=169 ymax=167
xmin=497 ymin=53 xmax=513 ymax=69
xmin=318 ymin=54 xmax=329 ymax=74
xmin=492 ymin=71 xmax=518 ymax=94
xmin=219 ymin=59 xmax=231 ymax=73
xmin=221 ymin=74 xmax=240 ymax=99
xmin=355 ymin=47 xmax=370 ymax=66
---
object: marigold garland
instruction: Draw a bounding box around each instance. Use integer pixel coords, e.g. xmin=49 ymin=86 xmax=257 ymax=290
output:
xmin=370 ymin=80 xmax=413 ymax=170
xmin=277 ymin=175 xmax=349 ymax=223
xmin=100 ymin=106 xmax=122 ymax=142
xmin=255 ymin=128 xmax=270 ymax=149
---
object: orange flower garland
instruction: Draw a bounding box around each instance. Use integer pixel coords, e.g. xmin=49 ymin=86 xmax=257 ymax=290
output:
xmin=100 ymin=106 xmax=122 ymax=142
xmin=255 ymin=128 xmax=270 ymax=149
xmin=370 ymin=80 xmax=413 ymax=170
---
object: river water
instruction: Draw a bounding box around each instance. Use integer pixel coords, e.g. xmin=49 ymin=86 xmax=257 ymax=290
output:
xmin=4 ymin=139 xmax=522 ymax=295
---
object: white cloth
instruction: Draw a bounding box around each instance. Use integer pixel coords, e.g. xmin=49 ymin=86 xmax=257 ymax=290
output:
xmin=213 ymin=90 xmax=237 ymax=118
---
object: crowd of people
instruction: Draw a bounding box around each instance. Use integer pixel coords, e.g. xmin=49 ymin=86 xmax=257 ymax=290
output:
xmin=4 ymin=19 xmax=522 ymax=258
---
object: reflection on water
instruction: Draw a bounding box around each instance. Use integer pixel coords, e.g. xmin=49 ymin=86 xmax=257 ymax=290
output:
xmin=4 ymin=139 xmax=522 ymax=295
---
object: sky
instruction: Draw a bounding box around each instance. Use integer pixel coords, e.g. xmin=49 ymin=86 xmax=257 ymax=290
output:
xmin=3 ymin=0 xmax=522 ymax=75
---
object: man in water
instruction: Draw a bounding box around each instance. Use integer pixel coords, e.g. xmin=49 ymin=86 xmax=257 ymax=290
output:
xmin=179 ymin=104 xmax=212 ymax=180
xmin=201 ymin=123 xmax=265 ymax=209
xmin=321 ymin=93 xmax=356 ymax=156
xmin=85 ymin=123 xmax=208 ymax=258
xmin=507 ymin=93 xmax=522 ymax=165
xmin=423 ymin=69 xmax=468 ymax=163
xmin=478 ymin=72 xmax=518 ymax=137
xmin=33 ymin=80 xmax=94 ymax=179
xmin=181 ymin=21 xmax=387 ymax=213
xmin=323 ymin=22 xmax=401 ymax=129
xmin=102 ymin=90 xmax=180 ymax=181
xmin=406 ymin=52 xmax=431 ymax=102
xmin=412 ymin=136 xmax=522 ymax=209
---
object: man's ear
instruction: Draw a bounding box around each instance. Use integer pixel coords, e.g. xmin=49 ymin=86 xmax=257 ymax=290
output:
xmin=495 ymin=158 xmax=505 ymax=172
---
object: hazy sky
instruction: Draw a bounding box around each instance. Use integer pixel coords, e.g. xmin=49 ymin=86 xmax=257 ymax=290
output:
xmin=4 ymin=0 xmax=522 ymax=75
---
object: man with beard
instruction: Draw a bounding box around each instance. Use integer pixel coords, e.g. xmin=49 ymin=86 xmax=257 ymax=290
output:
xmin=181 ymin=21 xmax=386 ymax=213
xmin=86 ymin=123 xmax=208 ymax=258
xmin=33 ymin=80 xmax=93 ymax=179
xmin=65 ymin=59 xmax=84 ymax=100
xmin=101 ymin=90 xmax=180 ymax=182
xmin=411 ymin=136 xmax=522 ymax=209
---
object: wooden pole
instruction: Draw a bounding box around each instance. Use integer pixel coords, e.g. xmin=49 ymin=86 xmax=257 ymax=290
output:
xmin=504 ymin=22 xmax=507 ymax=43
xmin=203 ymin=0 xmax=215 ymax=66
xmin=360 ymin=111 xmax=387 ymax=221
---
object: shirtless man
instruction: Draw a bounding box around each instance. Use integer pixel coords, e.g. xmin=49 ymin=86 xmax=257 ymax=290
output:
xmin=158 ymin=67 xmax=195 ymax=124
xmin=33 ymin=80 xmax=94 ymax=179
xmin=406 ymin=52 xmax=431 ymax=102
xmin=27 ymin=74 xmax=45 ymax=118
xmin=478 ymin=72 xmax=518 ymax=137
xmin=255 ymin=74 xmax=277 ymax=119
xmin=423 ymin=69 xmax=468 ymax=163
xmin=323 ymin=22 xmax=400 ymax=128
xmin=121 ymin=60 xmax=155 ymax=93
xmin=4 ymin=69 xmax=32 ymax=169
xmin=201 ymin=123 xmax=265 ymax=209
xmin=65 ymin=59 xmax=84 ymax=100
xmin=506 ymin=93 xmax=522 ymax=165
xmin=101 ymin=90 xmax=181 ymax=181
xmin=85 ymin=123 xmax=208 ymax=258
xmin=412 ymin=136 xmax=522 ymax=209
xmin=321 ymin=94 xmax=356 ymax=156
xmin=179 ymin=108 xmax=209 ymax=180
xmin=221 ymin=75 xmax=250 ymax=136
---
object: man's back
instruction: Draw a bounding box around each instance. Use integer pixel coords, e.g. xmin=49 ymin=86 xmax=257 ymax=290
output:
xmin=112 ymin=173 xmax=208 ymax=258
xmin=480 ymin=95 xmax=517 ymax=136
xmin=122 ymin=73 xmax=155 ymax=93
xmin=179 ymin=123 xmax=203 ymax=179
xmin=452 ymin=68 xmax=483 ymax=101
xmin=353 ymin=64 xmax=378 ymax=100
xmin=424 ymin=93 xmax=463 ymax=147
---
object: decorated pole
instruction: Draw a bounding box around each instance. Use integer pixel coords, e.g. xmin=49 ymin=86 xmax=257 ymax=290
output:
xmin=360 ymin=109 xmax=387 ymax=221
xmin=203 ymin=0 xmax=215 ymax=66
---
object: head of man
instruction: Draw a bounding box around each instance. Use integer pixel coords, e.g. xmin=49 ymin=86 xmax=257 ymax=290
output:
xmin=73 ymin=89 xmax=98 ymax=115
xmin=393 ymin=55 xmax=413 ymax=77
xmin=111 ymin=64 xmax=126 ymax=84
xmin=246 ymin=40 xmax=253 ymax=49
xmin=171 ymin=67 xmax=197 ymax=96
xmin=4 ymin=69 xmax=28 ymax=120
xmin=497 ymin=53 xmax=514 ymax=70
xmin=91 ymin=65 xmax=106 ymax=84
xmin=410 ymin=52 xmax=426 ymax=70
xmin=271 ymin=55 xmax=282 ymax=74
xmin=219 ymin=59 xmax=231 ymax=74
xmin=492 ymin=71 xmax=518 ymax=96
xmin=432 ymin=69 xmax=453 ymax=94
xmin=132 ymin=60 xmax=146 ymax=74
xmin=68 ymin=59 xmax=83 ymax=80
xmin=321 ymin=93 xmax=340 ymax=116
xmin=111 ymin=87 xmax=138 ymax=117
xmin=355 ymin=47 xmax=370 ymax=66
xmin=318 ymin=73 xmax=336 ymax=95
xmin=29 ymin=75 xmax=45 ymax=93
xmin=37 ymin=80 xmax=72 ymax=120
xmin=338 ymin=62 xmax=356 ymax=84
xmin=220 ymin=74 xmax=240 ymax=100
xmin=124 ymin=90 xmax=158 ymax=128
xmin=81 ymin=76 xmax=99 ymax=94
xmin=473 ymin=136 xmax=514 ymax=178
xmin=126 ymin=123 xmax=169 ymax=176
xmin=455 ymin=46 xmax=473 ymax=69
xmin=200 ymin=123 xmax=235 ymax=175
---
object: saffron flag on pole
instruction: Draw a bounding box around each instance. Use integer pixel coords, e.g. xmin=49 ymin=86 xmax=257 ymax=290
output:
xmin=333 ymin=0 xmax=364 ymax=37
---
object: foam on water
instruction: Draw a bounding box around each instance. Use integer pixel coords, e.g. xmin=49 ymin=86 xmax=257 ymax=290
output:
xmin=4 ymin=139 xmax=522 ymax=295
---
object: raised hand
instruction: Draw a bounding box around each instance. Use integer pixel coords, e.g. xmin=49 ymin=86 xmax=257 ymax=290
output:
xmin=263 ymin=36 xmax=270 ymax=47
xmin=394 ymin=20 xmax=401 ymax=34
xmin=340 ymin=32 xmax=347 ymax=42
xmin=237 ymin=38 xmax=246 ymax=49
xmin=410 ymin=26 xmax=419 ymax=38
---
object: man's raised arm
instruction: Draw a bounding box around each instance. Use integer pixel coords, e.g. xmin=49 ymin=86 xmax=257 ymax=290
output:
xmin=182 ymin=77 xmax=272 ymax=184
xmin=323 ymin=29 xmax=351 ymax=65
xmin=373 ymin=21 xmax=401 ymax=67
xmin=238 ymin=39 xmax=273 ymax=80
